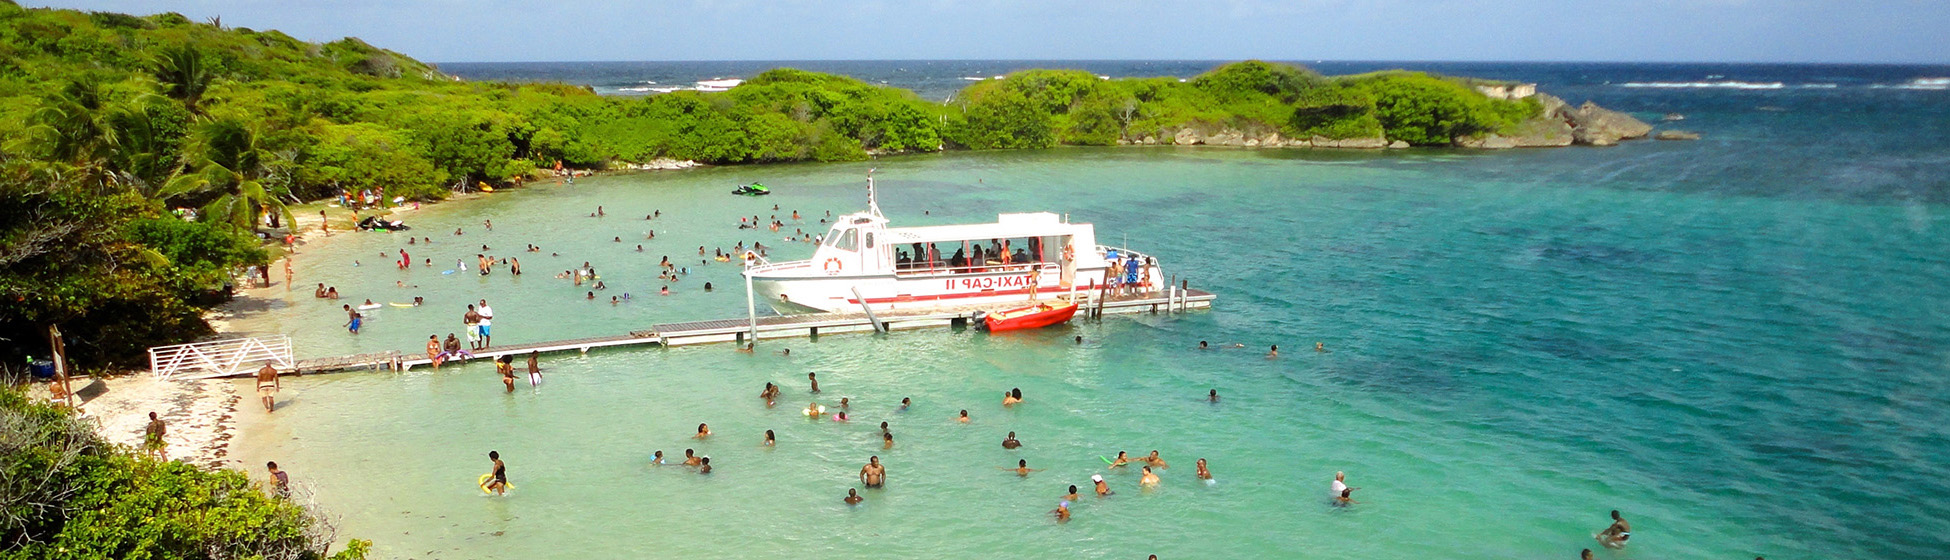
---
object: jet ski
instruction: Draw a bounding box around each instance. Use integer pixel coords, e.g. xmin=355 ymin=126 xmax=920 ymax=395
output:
xmin=732 ymin=183 xmax=771 ymax=196
xmin=357 ymin=216 xmax=411 ymax=231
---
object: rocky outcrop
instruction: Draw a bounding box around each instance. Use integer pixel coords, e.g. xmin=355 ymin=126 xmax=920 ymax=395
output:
xmin=1565 ymin=101 xmax=1652 ymax=146
xmin=1655 ymin=130 xmax=1701 ymax=141
xmin=1312 ymin=135 xmax=1387 ymax=149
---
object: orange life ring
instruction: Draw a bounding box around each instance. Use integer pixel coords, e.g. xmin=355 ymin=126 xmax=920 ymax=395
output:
xmin=822 ymin=257 xmax=842 ymax=275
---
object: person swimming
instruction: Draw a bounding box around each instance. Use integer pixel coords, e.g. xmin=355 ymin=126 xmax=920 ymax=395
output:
xmin=859 ymin=456 xmax=885 ymax=488
xmin=1140 ymin=466 xmax=1161 ymax=487
xmin=1092 ymin=474 xmax=1113 ymax=496
xmin=1052 ymin=501 xmax=1071 ymax=522
xmin=1333 ymin=487 xmax=1358 ymax=506
xmin=1063 ymin=485 xmax=1079 ymax=501
xmin=763 ymin=430 xmax=776 ymax=446
xmin=1003 ymin=388 xmax=1022 ymax=406
xmin=1596 ymin=510 xmax=1631 ymax=548
xmin=1108 ymin=451 xmax=1132 ymax=468
xmin=698 ymin=457 xmax=711 ymax=474
xmin=683 ymin=449 xmax=701 ymax=466
xmin=1268 ymin=344 xmax=1279 ymax=357
xmin=845 ymin=488 xmax=863 ymax=505
xmin=957 ymin=410 xmax=970 ymax=423
xmin=899 ymin=397 xmax=911 ymax=411
xmin=1208 ymin=389 xmax=1220 ymax=403
xmin=1196 ymin=458 xmax=1212 ymax=481
xmin=650 ymin=450 xmax=665 ymax=465
xmin=1002 ymin=431 xmax=1021 ymax=449
xmin=694 ymin=423 xmax=711 ymax=439
xmin=881 ymin=431 xmax=893 ymax=449
xmin=1007 ymin=459 xmax=1040 ymax=477
xmin=804 ymin=402 xmax=825 ymax=418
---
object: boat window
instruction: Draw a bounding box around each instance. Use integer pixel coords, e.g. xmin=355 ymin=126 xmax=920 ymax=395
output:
xmin=830 ymin=228 xmax=859 ymax=252
xmin=865 ymin=232 xmax=875 ymax=249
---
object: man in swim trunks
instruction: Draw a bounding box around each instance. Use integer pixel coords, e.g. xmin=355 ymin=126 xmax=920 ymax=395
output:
xmin=1141 ymin=450 xmax=1169 ymax=468
xmin=486 ymin=451 xmax=508 ymax=495
xmin=256 ymin=362 xmax=281 ymax=412
xmin=343 ymin=305 xmax=361 ymax=334
xmin=808 ymin=371 xmax=820 ymax=394
xmin=1002 ymin=432 xmax=1021 ymax=449
xmin=526 ymin=351 xmax=540 ymax=385
xmin=143 ymin=411 xmax=167 ymax=459
xmin=859 ymin=456 xmax=885 ymax=488
xmin=683 ymin=449 xmax=701 ymax=466
xmin=314 ymin=283 xmax=327 ymax=298
xmin=463 ymin=305 xmax=482 ymax=350
xmin=476 ymin=300 xmax=494 ymax=349
xmin=1597 ymin=510 xmax=1631 ymax=548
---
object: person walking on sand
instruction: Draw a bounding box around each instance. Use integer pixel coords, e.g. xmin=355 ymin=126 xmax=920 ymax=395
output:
xmin=256 ymin=361 xmax=281 ymax=412
xmin=143 ymin=412 xmax=167 ymax=460
xmin=477 ymin=300 xmax=495 ymax=349
xmin=464 ymin=305 xmax=482 ymax=350
xmin=283 ymin=259 xmax=293 ymax=290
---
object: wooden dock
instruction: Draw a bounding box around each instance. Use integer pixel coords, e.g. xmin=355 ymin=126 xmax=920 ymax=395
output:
xmin=288 ymin=288 xmax=1214 ymax=375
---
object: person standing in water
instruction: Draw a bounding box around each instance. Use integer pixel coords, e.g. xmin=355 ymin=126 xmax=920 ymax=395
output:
xmin=1003 ymin=388 xmax=1022 ymax=406
xmin=1006 ymin=459 xmax=1041 ymax=477
xmin=763 ymin=430 xmax=776 ymax=446
xmin=1208 ymin=389 xmax=1220 ymax=403
xmin=859 ymin=456 xmax=885 ymax=488
xmin=1052 ymin=501 xmax=1070 ymax=522
xmin=497 ymin=356 xmax=515 ymax=392
xmin=266 ymin=461 xmax=290 ymax=497
xmin=1195 ymin=458 xmax=1212 ymax=481
xmin=807 ymin=372 xmax=820 ymax=393
xmin=526 ymin=351 xmax=541 ymax=385
xmin=958 ymin=410 xmax=970 ymax=423
xmin=1596 ymin=510 xmax=1631 ymax=548
xmin=343 ymin=304 xmax=361 ymax=334
xmin=1002 ymin=432 xmax=1021 ymax=449
xmin=1140 ymin=466 xmax=1161 ymax=487
xmin=485 ymin=451 xmax=509 ymax=496
xmin=844 ymin=488 xmax=863 ymax=505
xmin=1091 ymin=474 xmax=1112 ymax=496
xmin=255 ymin=361 xmax=281 ymax=412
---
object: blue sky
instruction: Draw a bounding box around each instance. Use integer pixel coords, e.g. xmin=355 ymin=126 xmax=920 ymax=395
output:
xmin=29 ymin=0 xmax=1950 ymax=64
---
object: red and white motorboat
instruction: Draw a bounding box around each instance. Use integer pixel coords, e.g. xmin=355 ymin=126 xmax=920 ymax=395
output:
xmin=742 ymin=173 xmax=1163 ymax=314
xmin=976 ymin=300 xmax=1080 ymax=332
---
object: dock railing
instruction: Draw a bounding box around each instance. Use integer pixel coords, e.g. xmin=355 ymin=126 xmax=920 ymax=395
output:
xmin=148 ymin=335 xmax=294 ymax=381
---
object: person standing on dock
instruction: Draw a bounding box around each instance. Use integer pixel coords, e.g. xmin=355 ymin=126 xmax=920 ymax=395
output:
xmin=477 ymin=300 xmax=495 ymax=349
xmin=256 ymin=361 xmax=281 ymax=412
xmin=464 ymin=305 xmax=482 ymax=350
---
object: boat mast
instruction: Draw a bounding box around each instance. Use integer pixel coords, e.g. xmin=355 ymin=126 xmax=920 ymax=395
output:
xmin=866 ymin=168 xmax=883 ymax=218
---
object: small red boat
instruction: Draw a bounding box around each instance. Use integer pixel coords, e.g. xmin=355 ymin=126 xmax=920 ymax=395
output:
xmin=978 ymin=300 xmax=1079 ymax=332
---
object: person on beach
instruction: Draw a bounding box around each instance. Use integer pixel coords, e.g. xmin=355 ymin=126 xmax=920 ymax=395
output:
xmin=485 ymin=451 xmax=509 ymax=496
xmin=1140 ymin=466 xmax=1161 ymax=487
xmin=143 ymin=412 xmax=167 ymax=460
xmin=283 ymin=259 xmax=293 ymax=289
xmin=845 ymin=488 xmax=863 ymax=505
xmin=958 ymin=410 xmax=970 ymax=423
xmin=256 ymin=362 xmax=281 ymax=412
xmin=694 ymin=423 xmax=711 ymax=439
xmin=1003 ymin=388 xmax=1022 ymax=406
xmin=683 ymin=449 xmax=701 ymax=466
xmin=1052 ymin=501 xmax=1070 ymax=522
xmin=1063 ymin=485 xmax=1079 ymax=501
xmin=1108 ymin=451 xmax=1132 ymax=468
xmin=463 ymin=305 xmax=482 ymax=350
xmin=1006 ymin=459 xmax=1041 ymax=477
xmin=859 ymin=456 xmax=886 ymax=488
xmin=259 ymin=461 xmax=291 ymax=498
xmin=497 ymin=356 xmax=515 ymax=392
xmin=343 ymin=305 xmax=361 ymax=334
xmin=650 ymin=450 xmax=665 ymax=465
xmin=526 ymin=351 xmax=541 ymax=386
xmin=1002 ymin=431 xmax=1021 ymax=449
xmin=1596 ymin=510 xmax=1631 ymax=548
xmin=476 ymin=300 xmax=494 ymax=349
xmin=1142 ymin=450 xmax=1169 ymax=469
xmin=763 ymin=429 xmax=776 ymax=446
xmin=1092 ymin=474 xmax=1112 ymax=496
xmin=807 ymin=372 xmax=820 ymax=393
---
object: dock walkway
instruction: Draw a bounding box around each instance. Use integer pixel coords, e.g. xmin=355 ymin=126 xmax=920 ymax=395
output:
xmin=287 ymin=288 xmax=1213 ymax=375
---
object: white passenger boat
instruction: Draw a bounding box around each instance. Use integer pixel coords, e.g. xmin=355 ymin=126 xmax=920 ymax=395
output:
xmin=742 ymin=174 xmax=1163 ymax=314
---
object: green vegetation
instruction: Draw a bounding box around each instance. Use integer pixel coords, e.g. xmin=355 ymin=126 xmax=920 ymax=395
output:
xmin=0 ymin=2 xmax=1542 ymax=367
xmin=0 ymin=387 xmax=368 ymax=559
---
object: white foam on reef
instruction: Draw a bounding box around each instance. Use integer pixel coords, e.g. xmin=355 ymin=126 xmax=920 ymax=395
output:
xmin=615 ymin=86 xmax=653 ymax=92
xmin=961 ymin=76 xmax=987 ymax=81
xmin=694 ymin=78 xmax=743 ymax=92
xmin=1619 ymin=81 xmax=1785 ymax=89
xmin=1879 ymin=77 xmax=1948 ymax=90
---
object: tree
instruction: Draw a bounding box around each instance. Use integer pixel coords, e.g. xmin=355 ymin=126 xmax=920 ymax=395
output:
xmin=152 ymin=44 xmax=214 ymax=114
xmin=161 ymin=118 xmax=296 ymax=232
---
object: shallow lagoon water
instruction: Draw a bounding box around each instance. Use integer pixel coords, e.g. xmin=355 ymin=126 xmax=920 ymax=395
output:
xmin=230 ymin=125 xmax=1949 ymax=558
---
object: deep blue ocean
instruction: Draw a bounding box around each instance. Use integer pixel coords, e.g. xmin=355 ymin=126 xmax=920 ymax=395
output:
xmin=239 ymin=61 xmax=1950 ymax=559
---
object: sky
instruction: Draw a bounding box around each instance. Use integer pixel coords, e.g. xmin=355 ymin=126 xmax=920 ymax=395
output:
xmin=28 ymin=0 xmax=1950 ymax=64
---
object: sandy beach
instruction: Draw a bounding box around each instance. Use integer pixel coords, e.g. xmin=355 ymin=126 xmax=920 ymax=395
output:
xmin=30 ymin=375 xmax=246 ymax=470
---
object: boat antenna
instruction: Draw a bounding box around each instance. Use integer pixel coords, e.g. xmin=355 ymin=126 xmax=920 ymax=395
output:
xmin=866 ymin=167 xmax=883 ymax=218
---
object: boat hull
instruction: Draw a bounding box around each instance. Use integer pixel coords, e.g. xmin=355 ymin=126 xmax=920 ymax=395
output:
xmin=980 ymin=302 xmax=1079 ymax=332
xmin=749 ymin=265 xmax=1122 ymax=314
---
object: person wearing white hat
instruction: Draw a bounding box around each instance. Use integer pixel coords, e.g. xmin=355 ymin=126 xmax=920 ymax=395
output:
xmin=1092 ymin=474 xmax=1113 ymax=496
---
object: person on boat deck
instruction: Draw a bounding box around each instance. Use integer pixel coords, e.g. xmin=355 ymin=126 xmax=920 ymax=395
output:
xmin=951 ymin=248 xmax=967 ymax=268
xmin=1012 ymin=248 xmax=1029 ymax=264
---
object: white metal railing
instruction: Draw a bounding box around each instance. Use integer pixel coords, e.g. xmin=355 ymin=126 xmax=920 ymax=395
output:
xmin=148 ymin=335 xmax=294 ymax=381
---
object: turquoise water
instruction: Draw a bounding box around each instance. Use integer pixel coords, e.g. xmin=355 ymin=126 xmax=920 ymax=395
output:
xmin=228 ymin=137 xmax=1950 ymax=559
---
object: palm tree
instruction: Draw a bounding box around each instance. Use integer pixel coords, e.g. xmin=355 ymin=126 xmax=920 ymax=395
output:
xmin=161 ymin=119 xmax=295 ymax=232
xmin=152 ymin=44 xmax=213 ymax=115
xmin=23 ymin=76 xmax=119 ymax=166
